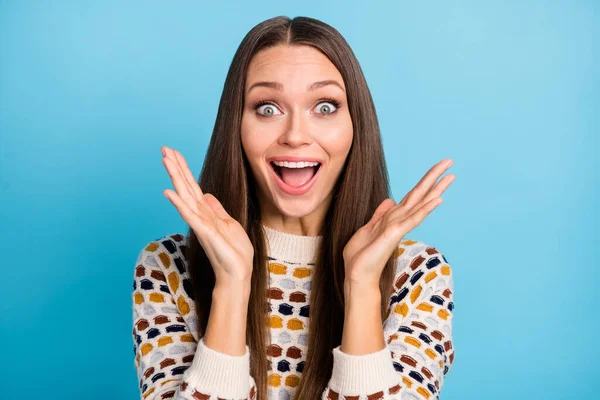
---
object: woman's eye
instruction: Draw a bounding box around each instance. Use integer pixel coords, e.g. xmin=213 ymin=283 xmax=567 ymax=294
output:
xmin=256 ymin=104 xmax=282 ymax=117
xmin=315 ymin=101 xmax=338 ymax=115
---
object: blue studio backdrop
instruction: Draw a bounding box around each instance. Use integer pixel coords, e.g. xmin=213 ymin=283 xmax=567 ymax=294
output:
xmin=1 ymin=1 xmax=598 ymax=399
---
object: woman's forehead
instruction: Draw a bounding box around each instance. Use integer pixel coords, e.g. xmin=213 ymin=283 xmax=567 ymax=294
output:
xmin=246 ymin=45 xmax=344 ymax=91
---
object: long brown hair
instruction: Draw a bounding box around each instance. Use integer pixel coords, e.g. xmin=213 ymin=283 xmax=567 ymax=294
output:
xmin=183 ymin=16 xmax=396 ymax=400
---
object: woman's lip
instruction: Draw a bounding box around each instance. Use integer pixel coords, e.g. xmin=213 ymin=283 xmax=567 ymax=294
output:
xmin=267 ymin=156 xmax=324 ymax=164
xmin=269 ymin=162 xmax=322 ymax=196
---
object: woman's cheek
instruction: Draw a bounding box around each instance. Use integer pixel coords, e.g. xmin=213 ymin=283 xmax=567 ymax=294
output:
xmin=320 ymin=126 xmax=353 ymax=152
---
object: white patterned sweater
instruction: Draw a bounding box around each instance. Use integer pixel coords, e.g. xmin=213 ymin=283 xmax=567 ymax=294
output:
xmin=132 ymin=224 xmax=455 ymax=399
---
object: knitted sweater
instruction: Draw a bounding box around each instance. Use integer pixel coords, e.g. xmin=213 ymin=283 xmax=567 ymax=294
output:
xmin=132 ymin=225 xmax=455 ymax=400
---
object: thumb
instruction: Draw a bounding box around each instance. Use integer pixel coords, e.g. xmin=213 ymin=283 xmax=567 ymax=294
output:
xmin=203 ymin=193 xmax=230 ymax=220
xmin=365 ymin=198 xmax=396 ymax=230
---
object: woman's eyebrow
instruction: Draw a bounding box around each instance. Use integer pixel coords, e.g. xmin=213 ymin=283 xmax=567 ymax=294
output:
xmin=246 ymin=80 xmax=345 ymax=94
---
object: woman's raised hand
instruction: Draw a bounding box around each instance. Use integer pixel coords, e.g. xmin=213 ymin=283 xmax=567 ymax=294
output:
xmin=342 ymin=159 xmax=456 ymax=289
xmin=161 ymin=146 xmax=254 ymax=288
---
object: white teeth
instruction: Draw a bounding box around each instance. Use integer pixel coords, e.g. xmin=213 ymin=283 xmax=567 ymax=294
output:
xmin=272 ymin=161 xmax=320 ymax=168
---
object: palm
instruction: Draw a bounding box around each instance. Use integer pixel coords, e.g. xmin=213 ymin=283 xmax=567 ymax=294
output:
xmin=343 ymin=219 xmax=395 ymax=286
xmin=161 ymin=146 xmax=254 ymax=284
xmin=190 ymin=204 xmax=254 ymax=283
xmin=343 ymin=159 xmax=456 ymax=288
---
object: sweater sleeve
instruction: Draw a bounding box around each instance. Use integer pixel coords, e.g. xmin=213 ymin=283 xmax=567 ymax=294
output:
xmin=321 ymin=245 xmax=455 ymax=399
xmin=132 ymin=240 xmax=257 ymax=400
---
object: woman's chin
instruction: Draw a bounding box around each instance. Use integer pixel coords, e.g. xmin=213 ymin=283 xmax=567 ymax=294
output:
xmin=272 ymin=198 xmax=318 ymax=218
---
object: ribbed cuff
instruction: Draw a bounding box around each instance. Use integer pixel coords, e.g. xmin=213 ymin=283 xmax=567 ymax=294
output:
xmin=329 ymin=344 xmax=399 ymax=394
xmin=181 ymin=337 xmax=251 ymax=398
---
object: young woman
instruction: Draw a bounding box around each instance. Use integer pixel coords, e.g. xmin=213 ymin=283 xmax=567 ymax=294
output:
xmin=132 ymin=15 xmax=456 ymax=400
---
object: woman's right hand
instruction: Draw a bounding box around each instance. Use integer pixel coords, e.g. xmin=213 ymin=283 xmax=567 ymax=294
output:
xmin=160 ymin=146 xmax=254 ymax=287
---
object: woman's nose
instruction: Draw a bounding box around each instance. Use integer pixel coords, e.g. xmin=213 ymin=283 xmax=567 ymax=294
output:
xmin=278 ymin=109 xmax=312 ymax=146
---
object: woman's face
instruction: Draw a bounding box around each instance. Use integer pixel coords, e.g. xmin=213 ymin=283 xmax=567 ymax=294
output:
xmin=241 ymin=44 xmax=353 ymax=235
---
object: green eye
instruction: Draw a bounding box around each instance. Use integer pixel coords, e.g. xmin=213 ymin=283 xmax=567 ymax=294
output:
xmin=315 ymin=99 xmax=341 ymax=115
xmin=317 ymin=103 xmax=333 ymax=114
xmin=254 ymin=102 xmax=282 ymax=117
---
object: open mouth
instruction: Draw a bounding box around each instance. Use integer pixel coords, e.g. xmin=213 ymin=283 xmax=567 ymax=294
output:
xmin=269 ymin=161 xmax=322 ymax=188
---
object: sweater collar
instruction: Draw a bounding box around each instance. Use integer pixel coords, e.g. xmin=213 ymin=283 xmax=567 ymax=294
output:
xmin=261 ymin=224 xmax=323 ymax=264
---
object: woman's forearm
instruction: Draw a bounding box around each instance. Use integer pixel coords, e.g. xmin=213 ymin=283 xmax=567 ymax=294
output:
xmin=340 ymin=282 xmax=385 ymax=355
xmin=203 ymin=281 xmax=251 ymax=356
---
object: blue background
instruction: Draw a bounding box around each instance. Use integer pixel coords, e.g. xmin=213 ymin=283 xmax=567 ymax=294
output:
xmin=1 ymin=1 xmax=598 ymax=399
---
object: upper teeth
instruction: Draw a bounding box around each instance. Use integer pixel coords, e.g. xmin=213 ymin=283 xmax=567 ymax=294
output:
xmin=272 ymin=161 xmax=320 ymax=168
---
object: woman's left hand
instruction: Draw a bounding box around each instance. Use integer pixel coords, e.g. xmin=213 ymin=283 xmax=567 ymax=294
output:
xmin=343 ymin=159 xmax=456 ymax=289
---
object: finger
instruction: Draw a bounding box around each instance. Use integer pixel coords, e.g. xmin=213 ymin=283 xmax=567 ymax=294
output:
xmin=162 ymin=156 xmax=199 ymax=213
xmin=399 ymin=159 xmax=453 ymax=210
xmin=203 ymin=193 xmax=231 ymax=220
xmin=173 ymin=149 xmax=204 ymax=200
xmin=394 ymin=196 xmax=443 ymax=236
xmin=164 ymin=147 xmax=220 ymax=222
xmin=395 ymin=173 xmax=455 ymax=220
xmin=162 ymin=147 xmax=203 ymax=213
xmin=163 ymin=147 xmax=197 ymax=199
xmin=163 ymin=189 xmax=206 ymax=232
xmin=366 ymin=198 xmax=396 ymax=230
xmin=410 ymin=173 xmax=455 ymax=214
